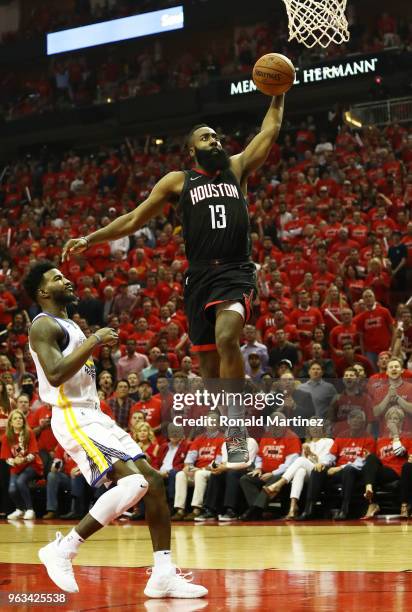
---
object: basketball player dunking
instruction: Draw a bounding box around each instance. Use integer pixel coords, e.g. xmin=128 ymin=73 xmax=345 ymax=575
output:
xmin=62 ymin=94 xmax=285 ymax=466
xmin=24 ymin=262 xmax=207 ymax=598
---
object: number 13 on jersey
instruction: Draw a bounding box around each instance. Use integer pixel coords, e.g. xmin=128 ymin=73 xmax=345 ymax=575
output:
xmin=209 ymin=204 xmax=227 ymax=229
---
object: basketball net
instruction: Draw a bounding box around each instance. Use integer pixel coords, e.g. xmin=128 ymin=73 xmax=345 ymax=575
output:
xmin=281 ymin=0 xmax=350 ymax=48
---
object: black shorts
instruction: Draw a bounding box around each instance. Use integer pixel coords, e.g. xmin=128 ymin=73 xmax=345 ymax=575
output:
xmin=184 ymin=259 xmax=257 ymax=352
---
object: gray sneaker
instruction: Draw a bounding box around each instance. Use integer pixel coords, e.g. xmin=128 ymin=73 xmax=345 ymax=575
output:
xmin=225 ymin=425 xmax=249 ymax=469
xmin=194 ymin=510 xmax=217 ymax=522
xmin=218 ymin=509 xmax=238 ymax=521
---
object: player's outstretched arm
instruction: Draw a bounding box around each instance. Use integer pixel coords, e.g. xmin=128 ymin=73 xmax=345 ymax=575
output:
xmin=30 ymin=317 xmax=118 ymax=387
xmin=231 ymin=94 xmax=284 ymax=181
xmin=62 ymin=171 xmax=184 ymax=261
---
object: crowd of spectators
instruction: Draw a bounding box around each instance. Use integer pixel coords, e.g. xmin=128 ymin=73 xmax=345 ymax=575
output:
xmin=234 ymin=10 xmax=412 ymax=68
xmin=0 ymin=114 xmax=411 ymax=522
xmin=2 ymin=10 xmax=411 ymax=121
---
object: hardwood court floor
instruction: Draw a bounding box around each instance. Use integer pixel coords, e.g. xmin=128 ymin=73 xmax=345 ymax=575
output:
xmin=1 ymin=519 xmax=412 ymax=611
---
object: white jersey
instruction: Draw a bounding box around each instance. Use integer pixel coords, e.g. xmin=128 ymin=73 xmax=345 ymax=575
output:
xmin=29 ymin=313 xmax=100 ymax=409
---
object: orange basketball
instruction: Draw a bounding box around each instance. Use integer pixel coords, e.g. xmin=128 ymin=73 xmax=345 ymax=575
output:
xmin=252 ymin=53 xmax=295 ymax=96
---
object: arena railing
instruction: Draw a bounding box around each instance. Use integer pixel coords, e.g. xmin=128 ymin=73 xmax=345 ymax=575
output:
xmin=349 ymin=96 xmax=412 ymax=127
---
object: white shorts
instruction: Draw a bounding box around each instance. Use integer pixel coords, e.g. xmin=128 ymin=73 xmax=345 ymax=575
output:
xmin=51 ymin=406 xmax=145 ymax=487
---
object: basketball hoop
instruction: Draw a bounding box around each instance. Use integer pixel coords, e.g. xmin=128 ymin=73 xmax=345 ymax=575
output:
xmin=281 ymin=0 xmax=350 ymax=48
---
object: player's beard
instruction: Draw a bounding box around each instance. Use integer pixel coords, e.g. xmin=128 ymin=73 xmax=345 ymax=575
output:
xmin=53 ymin=288 xmax=79 ymax=306
xmin=195 ymin=146 xmax=230 ymax=174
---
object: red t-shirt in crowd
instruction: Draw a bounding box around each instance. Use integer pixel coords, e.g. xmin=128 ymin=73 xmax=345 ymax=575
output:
xmin=329 ymin=323 xmax=359 ymax=353
xmin=289 ymin=306 xmax=324 ymax=344
xmin=345 ymin=279 xmax=365 ymax=303
xmin=313 ymin=271 xmax=336 ymax=294
xmin=156 ymin=282 xmax=182 ymax=306
xmin=256 ymin=313 xmax=278 ymax=337
xmin=87 ymin=243 xmax=111 ymax=273
xmin=286 ymin=260 xmax=313 ymax=289
xmin=131 ymin=330 xmax=155 ymax=354
xmin=349 ymin=224 xmax=369 ymax=246
xmin=256 ymin=433 xmax=301 ymax=473
xmin=131 ymin=397 xmax=162 ymax=429
xmin=118 ymin=323 xmax=136 ymax=343
xmin=364 ymin=272 xmax=391 ymax=305
xmin=354 ymin=305 xmax=393 ymax=353
xmin=187 ymin=435 xmax=224 ymax=468
xmin=330 ymin=436 xmax=375 ymax=466
xmin=27 ymin=405 xmax=57 ymax=452
xmin=0 ymin=291 xmax=17 ymax=326
xmin=375 ymin=437 xmax=412 ymax=476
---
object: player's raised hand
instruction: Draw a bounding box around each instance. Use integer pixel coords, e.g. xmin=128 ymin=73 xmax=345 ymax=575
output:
xmin=62 ymin=237 xmax=89 ymax=262
xmin=94 ymin=328 xmax=119 ymax=346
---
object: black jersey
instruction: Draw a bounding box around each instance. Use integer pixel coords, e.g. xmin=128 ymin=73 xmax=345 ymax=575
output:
xmin=179 ymin=168 xmax=251 ymax=263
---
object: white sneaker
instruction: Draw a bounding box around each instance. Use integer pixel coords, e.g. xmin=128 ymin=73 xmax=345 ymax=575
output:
xmin=23 ymin=509 xmax=36 ymax=520
xmin=144 ymin=568 xmax=208 ymax=599
xmin=38 ymin=531 xmax=79 ymax=593
xmin=7 ymin=509 xmax=23 ymax=520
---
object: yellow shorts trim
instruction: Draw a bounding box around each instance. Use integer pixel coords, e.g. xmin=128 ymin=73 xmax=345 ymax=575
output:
xmin=57 ymin=385 xmax=109 ymax=474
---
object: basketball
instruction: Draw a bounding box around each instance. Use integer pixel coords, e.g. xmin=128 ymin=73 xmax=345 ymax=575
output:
xmin=252 ymin=53 xmax=295 ymax=96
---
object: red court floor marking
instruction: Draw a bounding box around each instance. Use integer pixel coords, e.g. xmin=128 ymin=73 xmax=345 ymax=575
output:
xmin=1 ymin=564 xmax=412 ymax=612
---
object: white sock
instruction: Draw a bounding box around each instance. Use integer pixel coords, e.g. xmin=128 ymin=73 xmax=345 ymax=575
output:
xmin=153 ymin=550 xmax=173 ymax=574
xmin=58 ymin=528 xmax=84 ymax=559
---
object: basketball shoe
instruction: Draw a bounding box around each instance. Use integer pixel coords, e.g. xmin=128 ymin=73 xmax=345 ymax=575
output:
xmin=225 ymin=425 xmax=249 ymax=469
xmin=144 ymin=567 xmax=208 ymax=598
xmin=38 ymin=531 xmax=79 ymax=593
